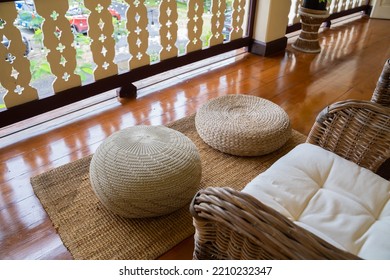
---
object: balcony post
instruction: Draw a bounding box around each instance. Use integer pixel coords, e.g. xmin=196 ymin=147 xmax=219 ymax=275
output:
xmin=250 ymin=0 xmax=291 ymax=56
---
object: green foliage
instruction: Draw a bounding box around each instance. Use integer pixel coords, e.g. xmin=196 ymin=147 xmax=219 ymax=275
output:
xmin=71 ymin=0 xmax=84 ymax=5
xmin=202 ymin=31 xmax=212 ymax=48
xmin=30 ymin=59 xmax=52 ymax=81
xmin=75 ymin=63 xmax=94 ymax=82
xmin=74 ymin=33 xmax=91 ymax=45
xmin=32 ymin=29 xmax=44 ymax=48
xmin=176 ymin=2 xmax=187 ymax=10
xmin=75 ymin=47 xmax=84 ymax=60
xmin=178 ymin=43 xmax=186 ymax=55
xmin=113 ymin=17 xmax=129 ymax=43
xmin=145 ymin=0 xmax=161 ymax=8
xmin=72 ymin=37 xmax=93 ymax=81
xmin=149 ymin=51 xmax=160 ymax=63
xmin=81 ymin=66 xmax=94 ymax=75
xmin=17 ymin=10 xmax=44 ymax=30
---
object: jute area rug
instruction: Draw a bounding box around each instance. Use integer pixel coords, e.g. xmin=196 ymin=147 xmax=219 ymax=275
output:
xmin=31 ymin=114 xmax=306 ymax=260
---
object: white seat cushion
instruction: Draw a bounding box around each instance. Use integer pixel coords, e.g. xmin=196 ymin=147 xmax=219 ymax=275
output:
xmin=242 ymin=143 xmax=390 ymax=259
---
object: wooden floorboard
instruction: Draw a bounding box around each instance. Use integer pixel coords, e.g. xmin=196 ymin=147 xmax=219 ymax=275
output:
xmin=0 ymin=16 xmax=389 ymax=260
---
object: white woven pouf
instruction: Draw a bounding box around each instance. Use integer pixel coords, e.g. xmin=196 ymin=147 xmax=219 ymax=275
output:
xmin=195 ymin=94 xmax=292 ymax=156
xmin=89 ymin=125 xmax=202 ymax=218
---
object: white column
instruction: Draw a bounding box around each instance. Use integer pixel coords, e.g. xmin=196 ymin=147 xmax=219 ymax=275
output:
xmin=251 ymin=0 xmax=292 ymax=56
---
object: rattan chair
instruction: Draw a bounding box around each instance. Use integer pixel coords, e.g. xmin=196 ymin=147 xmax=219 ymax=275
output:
xmin=371 ymin=58 xmax=390 ymax=107
xmin=190 ymin=100 xmax=390 ymax=260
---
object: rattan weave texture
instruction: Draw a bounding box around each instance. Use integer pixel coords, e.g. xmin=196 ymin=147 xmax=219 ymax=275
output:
xmin=191 ymin=100 xmax=390 ymax=260
xmin=308 ymin=100 xmax=390 ymax=174
xmin=89 ymin=125 xmax=202 ymax=218
xmin=371 ymin=58 xmax=390 ymax=107
xmin=195 ymin=94 xmax=292 ymax=156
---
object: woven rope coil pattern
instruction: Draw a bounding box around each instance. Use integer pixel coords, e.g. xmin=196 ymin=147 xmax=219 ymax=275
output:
xmin=195 ymin=94 xmax=292 ymax=156
xmin=89 ymin=125 xmax=202 ymax=218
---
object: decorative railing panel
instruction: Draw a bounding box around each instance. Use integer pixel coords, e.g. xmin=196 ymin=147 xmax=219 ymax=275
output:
xmin=0 ymin=1 xmax=38 ymax=108
xmin=230 ymin=0 xmax=246 ymax=41
xmin=329 ymin=0 xmax=367 ymax=13
xmin=159 ymin=0 xmax=179 ymax=60
xmin=288 ymin=0 xmax=369 ymax=26
xmin=126 ymin=0 xmax=150 ymax=69
xmin=186 ymin=0 xmax=204 ymax=53
xmin=0 ymin=0 xmax=251 ymax=122
xmin=209 ymin=0 xmax=226 ymax=46
xmin=35 ymin=1 xmax=82 ymax=92
xmin=84 ymin=0 xmax=118 ymax=79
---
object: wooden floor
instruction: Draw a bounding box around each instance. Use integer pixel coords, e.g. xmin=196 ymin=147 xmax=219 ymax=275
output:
xmin=0 ymin=16 xmax=389 ymax=260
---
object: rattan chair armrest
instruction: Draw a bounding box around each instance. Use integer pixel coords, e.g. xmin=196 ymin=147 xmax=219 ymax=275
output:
xmin=307 ymin=100 xmax=390 ymax=176
xmin=371 ymin=58 xmax=390 ymax=107
xmin=190 ymin=187 xmax=360 ymax=260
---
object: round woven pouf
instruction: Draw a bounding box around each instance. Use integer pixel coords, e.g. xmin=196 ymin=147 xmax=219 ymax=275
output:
xmin=89 ymin=125 xmax=202 ymax=218
xmin=195 ymin=94 xmax=292 ymax=156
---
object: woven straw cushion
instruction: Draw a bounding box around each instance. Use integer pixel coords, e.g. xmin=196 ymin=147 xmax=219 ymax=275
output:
xmin=195 ymin=94 xmax=292 ymax=156
xmin=89 ymin=126 xmax=202 ymax=218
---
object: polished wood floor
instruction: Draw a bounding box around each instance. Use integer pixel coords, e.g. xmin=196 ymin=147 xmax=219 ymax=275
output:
xmin=1 ymin=16 xmax=389 ymax=260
